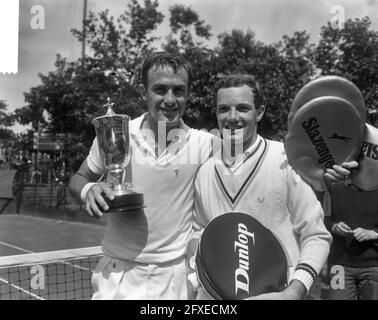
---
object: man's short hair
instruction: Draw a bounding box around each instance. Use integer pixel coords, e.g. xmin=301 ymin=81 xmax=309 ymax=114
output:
xmin=141 ymin=51 xmax=193 ymax=88
xmin=214 ymin=74 xmax=264 ymax=108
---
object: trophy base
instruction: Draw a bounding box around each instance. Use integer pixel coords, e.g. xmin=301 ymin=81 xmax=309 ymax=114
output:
xmin=101 ymin=192 xmax=144 ymax=213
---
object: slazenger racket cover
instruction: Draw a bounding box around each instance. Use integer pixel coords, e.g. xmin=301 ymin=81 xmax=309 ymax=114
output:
xmin=351 ymin=123 xmax=378 ymax=190
xmin=195 ymin=212 xmax=288 ymax=300
xmin=285 ymin=96 xmax=364 ymax=191
xmin=288 ymin=76 xmax=366 ymax=127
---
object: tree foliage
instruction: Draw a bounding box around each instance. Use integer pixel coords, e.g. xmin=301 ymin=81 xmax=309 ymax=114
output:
xmin=10 ymin=0 xmax=378 ymax=163
xmin=14 ymin=0 xmax=165 ymax=161
xmin=314 ymin=17 xmax=378 ymax=124
xmin=0 ymin=100 xmax=16 ymax=127
xmin=0 ymin=100 xmax=17 ymax=146
xmin=163 ymin=4 xmax=216 ymax=129
xmin=209 ymin=29 xmax=316 ymax=139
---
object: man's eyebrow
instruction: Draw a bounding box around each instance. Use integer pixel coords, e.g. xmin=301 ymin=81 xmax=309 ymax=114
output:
xmin=174 ymin=85 xmax=187 ymax=89
xmin=151 ymin=83 xmax=186 ymax=88
xmin=151 ymin=84 xmax=167 ymax=90
xmin=236 ymin=103 xmax=253 ymax=107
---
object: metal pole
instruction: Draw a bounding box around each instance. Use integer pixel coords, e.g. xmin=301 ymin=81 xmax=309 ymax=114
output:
xmin=82 ymin=0 xmax=88 ymax=62
xmin=49 ymin=180 xmax=52 ymax=207
xmin=36 ymin=121 xmax=40 ymax=174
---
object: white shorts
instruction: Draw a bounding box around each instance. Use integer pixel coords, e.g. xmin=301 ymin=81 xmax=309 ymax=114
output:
xmin=91 ymin=255 xmax=190 ymax=300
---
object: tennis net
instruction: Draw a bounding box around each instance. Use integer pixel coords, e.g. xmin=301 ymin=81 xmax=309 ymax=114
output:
xmin=0 ymin=246 xmax=102 ymax=300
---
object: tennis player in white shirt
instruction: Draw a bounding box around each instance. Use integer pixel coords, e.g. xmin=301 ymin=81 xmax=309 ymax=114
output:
xmin=69 ymin=52 xmax=214 ymax=299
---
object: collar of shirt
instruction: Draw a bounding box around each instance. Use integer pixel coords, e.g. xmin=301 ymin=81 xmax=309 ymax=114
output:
xmin=222 ymin=135 xmax=263 ymax=172
xmin=130 ymin=113 xmax=191 ymax=162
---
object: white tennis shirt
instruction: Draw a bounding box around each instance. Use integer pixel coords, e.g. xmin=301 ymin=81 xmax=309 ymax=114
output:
xmin=87 ymin=113 xmax=213 ymax=264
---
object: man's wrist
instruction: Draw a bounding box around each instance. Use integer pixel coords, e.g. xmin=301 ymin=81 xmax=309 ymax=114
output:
xmin=80 ymin=182 xmax=97 ymax=203
xmin=291 ymin=263 xmax=317 ymax=295
xmin=286 ymin=280 xmax=307 ymax=300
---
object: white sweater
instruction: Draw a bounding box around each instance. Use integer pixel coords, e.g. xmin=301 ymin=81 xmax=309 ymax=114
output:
xmin=193 ymin=135 xmax=332 ymax=292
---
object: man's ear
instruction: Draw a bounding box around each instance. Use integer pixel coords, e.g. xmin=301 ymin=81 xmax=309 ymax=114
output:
xmin=139 ymin=84 xmax=147 ymax=101
xmin=257 ymin=105 xmax=265 ymax=122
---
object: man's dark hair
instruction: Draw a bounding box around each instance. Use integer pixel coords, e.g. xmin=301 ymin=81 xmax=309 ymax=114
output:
xmin=141 ymin=51 xmax=193 ymax=88
xmin=214 ymin=74 xmax=264 ymax=108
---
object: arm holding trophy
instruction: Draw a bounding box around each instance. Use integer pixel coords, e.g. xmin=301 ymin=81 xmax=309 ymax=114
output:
xmin=68 ymin=157 xmax=113 ymax=217
xmin=69 ymin=98 xmax=143 ymax=217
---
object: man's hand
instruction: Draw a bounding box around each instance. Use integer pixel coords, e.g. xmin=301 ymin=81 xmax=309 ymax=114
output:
xmin=332 ymin=221 xmax=354 ymax=237
xmin=185 ymin=234 xmax=201 ymax=298
xmin=353 ymin=227 xmax=378 ymax=242
xmin=323 ymin=161 xmax=358 ymax=187
xmin=186 ymin=236 xmax=200 ymax=265
xmin=85 ymin=182 xmax=114 ymax=217
xmin=244 ymin=280 xmax=306 ymax=300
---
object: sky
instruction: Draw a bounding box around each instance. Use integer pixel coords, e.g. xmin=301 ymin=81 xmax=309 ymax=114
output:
xmin=0 ymin=0 xmax=377 ymax=133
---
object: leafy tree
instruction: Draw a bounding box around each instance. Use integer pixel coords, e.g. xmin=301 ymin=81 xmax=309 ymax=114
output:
xmin=0 ymin=100 xmax=17 ymax=146
xmin=0 ymin=100 xmax=14 ymax=126
xmin=13 ymin=0 xmax=165 ymax=161
xmin=163 ymin=4 xmax=216 ymax=129
xmin=166 ymin=4 xmax=212 ymax=49
xmin=213 ymin=29 xmax=316 ymax=139
xmin=72 ymin=0 xmax=164 ymax=83
xmin=11 ymin=1 xmax=378 ymax=168
xmin=314 ymin=17 xmax=378 ymax=124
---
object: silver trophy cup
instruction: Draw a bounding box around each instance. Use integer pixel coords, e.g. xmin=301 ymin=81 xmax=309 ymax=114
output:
xmin=92 ymin=99 xmax=144 ymax=213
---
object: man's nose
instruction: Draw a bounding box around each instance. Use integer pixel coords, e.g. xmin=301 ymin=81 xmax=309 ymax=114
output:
xmin=164 ymin=90 xmax=175 ymax=106
xmin=228 ymin=107 xmax=239 ymax=121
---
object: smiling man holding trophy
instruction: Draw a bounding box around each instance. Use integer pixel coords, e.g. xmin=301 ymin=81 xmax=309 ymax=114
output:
xmin=69 ymin=51 xmax=214 ymax=299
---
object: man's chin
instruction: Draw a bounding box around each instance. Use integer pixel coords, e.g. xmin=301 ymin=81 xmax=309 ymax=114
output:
xmin=161 ymin=114 xmax=181 ymax=127
xmin=221 ymin=130 xmax=244 ymax=142
xmin=222 ymin=134 xmax=244 ymax=145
